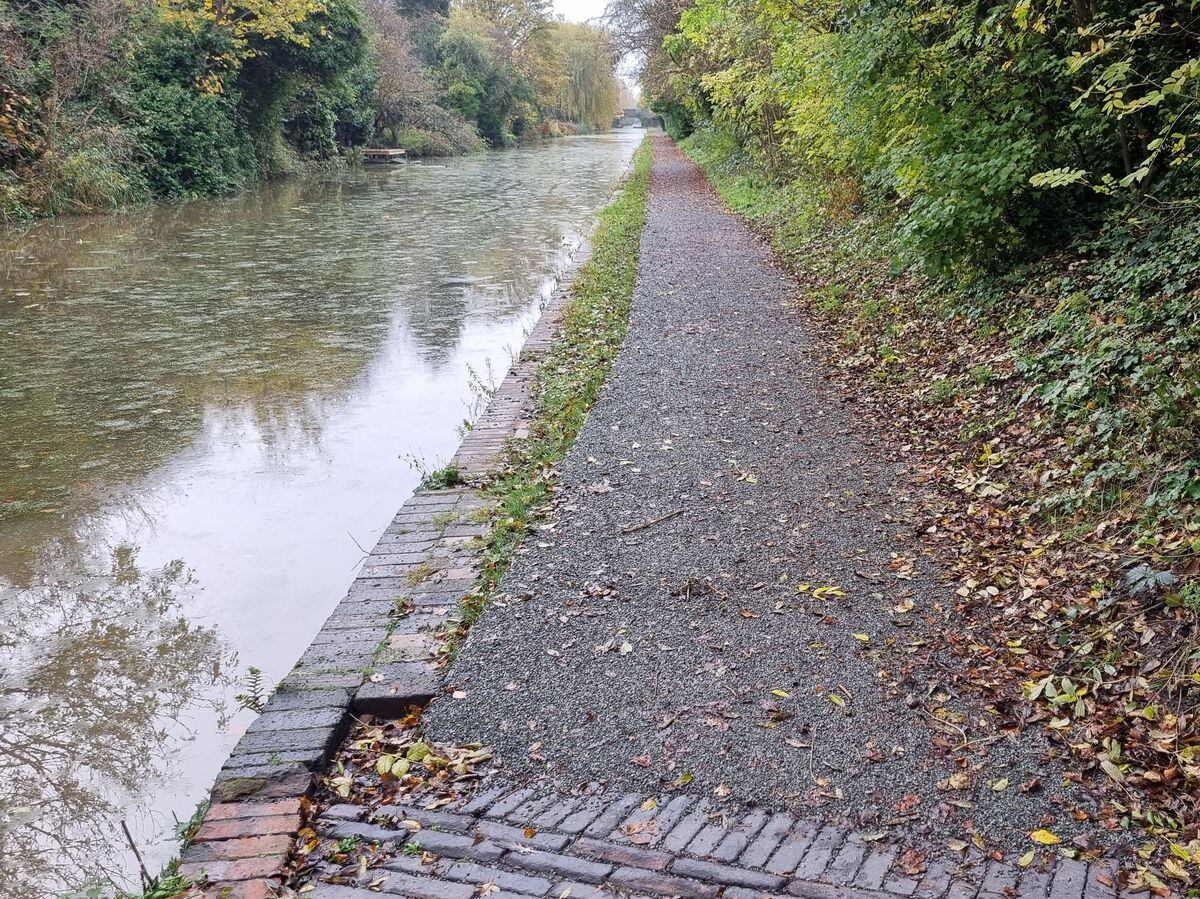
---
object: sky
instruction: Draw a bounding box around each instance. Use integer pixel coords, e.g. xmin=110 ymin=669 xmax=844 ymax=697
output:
xmin=552 ymin=0 xmax=643 ymax=95
xmin=553 ymin=0 xmax=609 ymax=24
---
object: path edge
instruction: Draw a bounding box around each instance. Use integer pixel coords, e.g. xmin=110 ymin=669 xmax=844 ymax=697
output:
xmin=177 ymin=140 xmax=647 ymax=899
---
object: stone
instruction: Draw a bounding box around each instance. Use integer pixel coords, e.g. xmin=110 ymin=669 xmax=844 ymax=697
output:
xmin=608 ymin=866 xmax=721 ymax=898
xmin=501 ymin=849 xmax=613 ymax=883
xmin=374 ymin=804 xmax=476 ymax=833
xmin=443 ymin=860 xmax=552 ymax=896
xmin=327 ymin=821 xmax=410 ymax=845
xmin=353 ymin=662 xmax=440 ymax=715
xmin=210 ymin=768 xmax=312 ymax=803
xmin=661 ymin=802 xmax=712 ymax=853
xmin=670 ymin=857 xmax=785 ymax=891
xmin=556 ymin=797 xmax=609 ymax=834
xmin=790 ymin=827 xmax=845 ymax=881
xmin=821 ymin=833 xmax=868 ymax=885
xmin=1049 ymin=859 xmax=1088 ymax=899
xmin=377 ymin=871 xmax=476 ymax=899
xmin=852 ymin=848 xmax=895 ymax=891
xmin=474 ymin=818 xmax=571 ymax=851
xmin=710 ymin=810 xmax=769 ymax=862
xmin=245 ymin=707 xmax=346 ymax=734
xmin=401 ymin=829 xmax=504 ymax=862
xmin=572 ymin=837 xmax=674 ymax=871
xmin=233 ymin=726 xmax=337 ymax=755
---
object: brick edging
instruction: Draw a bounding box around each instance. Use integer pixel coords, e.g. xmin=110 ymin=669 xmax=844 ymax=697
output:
xmin=296 ymin=780 xmax=1129 ymax=899
xmin=179 ymin=236 xmax=599 ymax=898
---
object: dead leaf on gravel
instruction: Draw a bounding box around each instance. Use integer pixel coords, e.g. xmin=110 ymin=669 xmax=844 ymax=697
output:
xmin=897 ymin=848 xmax=927 ymax=875
xmin=937 ymin=771 xmax=970 ymax=791
xmin=1029 ymin=829 xmax=1061 ymax=845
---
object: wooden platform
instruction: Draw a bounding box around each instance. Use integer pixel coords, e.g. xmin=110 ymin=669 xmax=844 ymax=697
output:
xmin=362 ymin=148 xmax=407 ymax=163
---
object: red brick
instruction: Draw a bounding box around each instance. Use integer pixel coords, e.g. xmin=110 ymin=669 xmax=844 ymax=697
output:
xmin=196 ymin=814 xmax=300 ymax=842
xmin=201 ymin=879 xmax=279 ymax=899
xmin=206 ymin=799 xmax=302 ymax=821
xmin=187 ymin=833 xmax=293 ymax=862
xmin=180 ymin=855 xmax=284 ymax=882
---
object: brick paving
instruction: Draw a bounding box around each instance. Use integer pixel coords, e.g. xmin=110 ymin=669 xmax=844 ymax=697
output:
xmin=295 ymin=780 xmax=1128 ymax=899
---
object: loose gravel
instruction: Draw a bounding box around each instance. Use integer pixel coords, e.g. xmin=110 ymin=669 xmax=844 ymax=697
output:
xmin=426 ymin=137 xmax=1111 ymax=852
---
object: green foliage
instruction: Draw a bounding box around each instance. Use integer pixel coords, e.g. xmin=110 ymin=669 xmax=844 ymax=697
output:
xmin=2 ymin=0 xmax=377 ymax=213
xmin=419 ymin=464 xmax=463 ymax=491
xmin=654 ymin=0 xmax=1200 ymax=272
xmin=682 ymin=124 xmax=1200 ymax=530
xmin=3 ymin=0 xmax=624 ymax=214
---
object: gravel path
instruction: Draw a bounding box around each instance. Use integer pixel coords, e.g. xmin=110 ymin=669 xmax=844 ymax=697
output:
xmin=426 ymin=137 xmax=1107 ymax=851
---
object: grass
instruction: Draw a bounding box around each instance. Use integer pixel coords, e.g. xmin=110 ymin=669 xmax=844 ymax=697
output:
xmin=405 ymin=562 xmax=433 ymax=586
xmin=440 ymin=136 xmax=653 ymax=659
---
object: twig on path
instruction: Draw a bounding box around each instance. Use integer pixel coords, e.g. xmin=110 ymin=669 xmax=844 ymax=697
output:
xmin=620 ymin=509 xmax=684 ymax=534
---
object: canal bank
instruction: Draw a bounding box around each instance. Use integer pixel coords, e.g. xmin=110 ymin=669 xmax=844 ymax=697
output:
xmin=0 ymin=132 xmax=644 ymax=898
xmin=168 ymin=137 xmax=654 ymax=897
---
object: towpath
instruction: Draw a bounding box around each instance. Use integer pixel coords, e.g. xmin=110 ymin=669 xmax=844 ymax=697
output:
xmin=295 ymin=136 xmax=1125 ymax=899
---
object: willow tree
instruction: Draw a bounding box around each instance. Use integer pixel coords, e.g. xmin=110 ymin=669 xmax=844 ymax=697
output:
xmin=549 ymin=22 xmax=621 ymax=131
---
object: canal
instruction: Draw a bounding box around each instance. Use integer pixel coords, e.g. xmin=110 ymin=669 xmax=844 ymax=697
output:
xmin=0 ymin=130 xmax=643 ymax=897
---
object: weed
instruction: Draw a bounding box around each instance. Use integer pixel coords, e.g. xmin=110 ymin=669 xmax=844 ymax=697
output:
xmin=406 ymin=562 xmax=433 ymax=586
xmin=929 ymin=379 xmax=957 ymax=404
xmin=419 ymin=465 xmax=463 ymax=491
xmin=431 ymin=510 xmax=461 ymax=529
xmin=234 ymin=666 xmax=270 ymax=714
xmin=1175 ymin=582 xmax=1200 ymax=616
xmin=334 ymin=835 xmax=363 ymax=854
xmin=969 ymin=364 xmax=996 ymax=384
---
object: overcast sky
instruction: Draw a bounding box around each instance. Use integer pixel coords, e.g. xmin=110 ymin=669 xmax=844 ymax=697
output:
xmin=552 ymin=0 xmax=642 ymax=94
xmin=553 ymin=0 xmax=609 ymax=24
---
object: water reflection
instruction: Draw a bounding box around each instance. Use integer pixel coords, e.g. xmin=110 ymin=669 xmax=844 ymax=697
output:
xmin=0 ymin=544 xmax=234 ymax=899
xmin=0 ymin=131 xmax=643 ymax=893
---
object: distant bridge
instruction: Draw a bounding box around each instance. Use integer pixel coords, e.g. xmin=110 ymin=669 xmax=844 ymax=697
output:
xmin=613 ymin=107 xmax=662 ymax=129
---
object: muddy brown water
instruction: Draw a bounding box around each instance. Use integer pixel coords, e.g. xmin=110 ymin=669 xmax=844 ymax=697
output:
xmin=0 ymin=131 xmax=643 ymax=897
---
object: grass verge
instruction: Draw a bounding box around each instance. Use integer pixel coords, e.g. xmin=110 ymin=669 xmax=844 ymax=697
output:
xmin=441 ymin=136 xmax=652 ymax=660
xmin=679 ymin=124 xmax=1200 ymax=884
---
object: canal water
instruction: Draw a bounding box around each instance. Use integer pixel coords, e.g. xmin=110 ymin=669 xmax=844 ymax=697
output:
xmin=0 ymin=130 xmax=643 ymax=897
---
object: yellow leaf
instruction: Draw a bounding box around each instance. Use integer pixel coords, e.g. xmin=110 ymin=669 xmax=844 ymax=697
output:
xmin=772 ymin=689 xmax=791 ymax=698
xmin=1017 ymin=850 xmax=1035 ymax=868
xmin=828 ymin=693 xmax=845 ymax=707
xmin=991 ymin=778 xmax=1009 ymax=791
xmin=1029 ymin=829 xmax=1061 ymax=845
xmin=640 ymin=798 xmax=658 ymax=811
xmin=853 ymin=633 xmax=870 ymax=643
